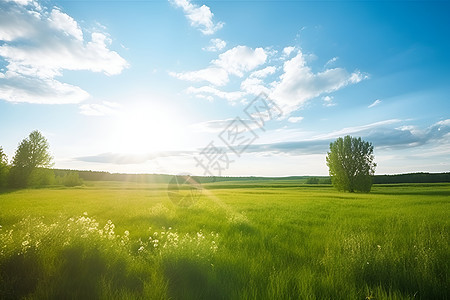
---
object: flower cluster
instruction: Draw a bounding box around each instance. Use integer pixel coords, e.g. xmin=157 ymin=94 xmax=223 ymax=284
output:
xmin=136 ymin=227 xmax=219 ymax=259
xmin=0 ymin=213 xmax=219 ymax=261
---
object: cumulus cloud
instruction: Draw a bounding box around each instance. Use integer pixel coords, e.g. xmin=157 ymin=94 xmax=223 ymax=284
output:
xmin=203 ymin=38 xmax=226 ymax=52
xmin=213 ymin=46 xmax=267 ymax=77
xmin=169 ymin=41 xmax=368 ymax=111
xmin=240 ymin=77 xmax=271 ymax=95
xmin=249 ymin=66 xmax=276 ymax=78
xmin=0 ymin=73 xmax=89 ymax=104
xmin=368 ymin=99 xmax=381 ymax=108
xmin=0 ymin=0 xmax=128 ymax=104
xmin=270 ymin=51 xmax=366 ymax=114
xmin=281 ymin=46 xmax=295 ymax=59
xmin=170 ymin=45 xmax=267 ymax=86
xmin=172 ymin=45 xmax=365 ymax=111
xmin=169 ymin=0 xmax=223 ymax=35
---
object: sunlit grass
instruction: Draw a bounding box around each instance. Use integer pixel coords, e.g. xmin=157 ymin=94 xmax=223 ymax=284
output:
xmin=0 ymin=182 xmax=448 ymax=299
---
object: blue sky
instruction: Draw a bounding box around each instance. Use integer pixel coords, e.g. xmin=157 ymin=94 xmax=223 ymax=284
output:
xmin=0 ymin=0 xmax=449 ymax=176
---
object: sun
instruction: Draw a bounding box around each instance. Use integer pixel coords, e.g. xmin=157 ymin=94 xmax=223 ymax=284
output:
xmin=110 ymin=104 xmax=183 ymax=154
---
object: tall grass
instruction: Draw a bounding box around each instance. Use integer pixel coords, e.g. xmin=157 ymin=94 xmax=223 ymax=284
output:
xmin=0 ymin=182 xmax=448 ymax=299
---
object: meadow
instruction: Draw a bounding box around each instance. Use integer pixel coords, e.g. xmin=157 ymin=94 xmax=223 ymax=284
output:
xmin=0 ymin=181 xmax=448 ymax=299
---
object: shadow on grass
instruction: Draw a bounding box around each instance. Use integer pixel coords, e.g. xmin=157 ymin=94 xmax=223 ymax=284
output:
xmin=163 ymin=258 xmax=226 ymax=300
xmin=48 ymin=246 xmax=145 ymax=298
xmin=0 ymin=245 xmax=146 ymax=299
xmin=371 ymin=190 xmax=450 ymax=197
xmin=0 ymin=188 xmax=21 ymax=195
xmin=0 ymin=251 xmax=43 ymax=300
xmin=49 ymin=246 xmax=106 ymax=299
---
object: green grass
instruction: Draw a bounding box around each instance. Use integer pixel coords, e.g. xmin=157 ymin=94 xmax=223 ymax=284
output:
xmin=0 ymin=182 xmax=448 ymax=299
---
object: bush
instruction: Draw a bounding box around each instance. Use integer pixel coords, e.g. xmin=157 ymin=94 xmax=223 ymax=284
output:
xmin=28 ymin=168 xmax=55 ymax=187
xmin=306 ymin=177 xmax=319 ymax=184
xmin=56 ymin=172 xmax=83 ymax=187
xmin=319 ymin=178 xmax=332 ymax=184
xmin=8 ymin=167 xmax=30 ymax=188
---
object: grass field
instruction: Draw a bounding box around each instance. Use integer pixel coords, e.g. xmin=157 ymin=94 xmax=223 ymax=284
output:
xmin=0 ymin=181 xmax=448 ymax=299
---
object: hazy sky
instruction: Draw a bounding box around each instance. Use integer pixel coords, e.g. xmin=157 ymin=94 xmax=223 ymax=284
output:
xmin=0 ymin=0 xmax=449 ymax=176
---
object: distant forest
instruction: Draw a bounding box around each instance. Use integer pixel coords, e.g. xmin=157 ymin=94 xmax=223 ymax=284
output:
xmin=53 ymin=170 xmax=450 ymax=185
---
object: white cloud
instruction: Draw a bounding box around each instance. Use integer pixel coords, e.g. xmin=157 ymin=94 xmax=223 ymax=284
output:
xmin=203 ymin=38 xmax=226 ymax=52
xmin=170 ymin=67 xmax=229 ymax=86
xmin=170 ymin=46 xmax=267 ymax=86
xmin=79 ymin=101 xmax=121 ymax=116
xmin=191 ymin=117 xmax=259 ymax=133
xmin=0 ymin=1 xmax=128 ymax=104
xmin=322 ymin=95 xmax=336 ymax=107
xmin=190 ymin=118 xmax=239 ymax=133
xmin=49 ymin=8 xmax=83 ymax=41
xmin=249 ymin=66 xmax=276 ymax=78
xmin=368 ymin=99 xmax=381 ymax=108
xmin=314 ymin=119 xmax=402 ymax=140
xmin=324 ymin=56 xmax=338 ymax=67
xmin=169 ymin=0 xmax=223 ymax=35
xmin=186 ymin=86 xmax=244 ymax=102
xmin=436 ymin=119 xmax=450 ymax=126
xmin=239 ymin=66 xmax=276 ymax=95
xmin=213 ymin=46 xmax=267 ymax=77
xmin=270 ymin=50 xmax=366 ymax=114
xmin=240 ymin=77 xmax=270 ymax=95
xmin=172 ymin=47 xmax=364 ymax=114
xmin=281 ymin=46 xmax=295 ymax=59
xmin=4 ymin=0 xmax=36 ymax=6
xmin=0 ymin=71 xmax=89 ymax=104
xmin=287 ymin=116 xmax=304 ymax=123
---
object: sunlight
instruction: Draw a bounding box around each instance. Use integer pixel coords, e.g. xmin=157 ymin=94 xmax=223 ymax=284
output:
xmin=111 ymin=104 xmax=183 ymax=154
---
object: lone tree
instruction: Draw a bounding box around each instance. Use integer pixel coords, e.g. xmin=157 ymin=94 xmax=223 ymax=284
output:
xmin=10 ymin=130 xmax=53 ymax=187
xmin=326 ymin=135 xmax=376 ymax=193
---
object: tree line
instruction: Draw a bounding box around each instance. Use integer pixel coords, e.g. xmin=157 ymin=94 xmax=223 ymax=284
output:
xmin=1 ymin=131 xmax=448 ymax=191
xmin=0 ymin=130 xmax=82 ymax=188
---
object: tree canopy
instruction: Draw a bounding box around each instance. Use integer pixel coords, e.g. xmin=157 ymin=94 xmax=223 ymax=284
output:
xmin=0 ymin=147 xmax=9 ymax=187
xmin=13 ymin=130 xmax=53 ymax=169
xmin=10 ymin=130 xmax=53 ymax=187
xmin=326 ymin=135 xmax=376 ymax=193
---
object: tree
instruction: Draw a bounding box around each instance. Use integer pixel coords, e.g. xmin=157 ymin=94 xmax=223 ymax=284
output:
xmin=0 ymin=147 xmax=9 ymax=188
xmin=326 ymin=135 xmax=376 ymax=193
xmin=10 ymin=130 xmax=53 ymax=187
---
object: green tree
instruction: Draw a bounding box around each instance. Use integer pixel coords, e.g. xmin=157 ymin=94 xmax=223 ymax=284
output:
xmin=326 ymin=135 xmax=376 ymax=193
xmin=0 ymin=147 xmax=9 ymax=188
xmin=10 ymin=130 xmax=53 ymax=187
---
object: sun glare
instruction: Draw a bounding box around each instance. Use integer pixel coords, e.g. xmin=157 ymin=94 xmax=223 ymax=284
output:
xmin=111 ymin=104 xmax=183 ymax=154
